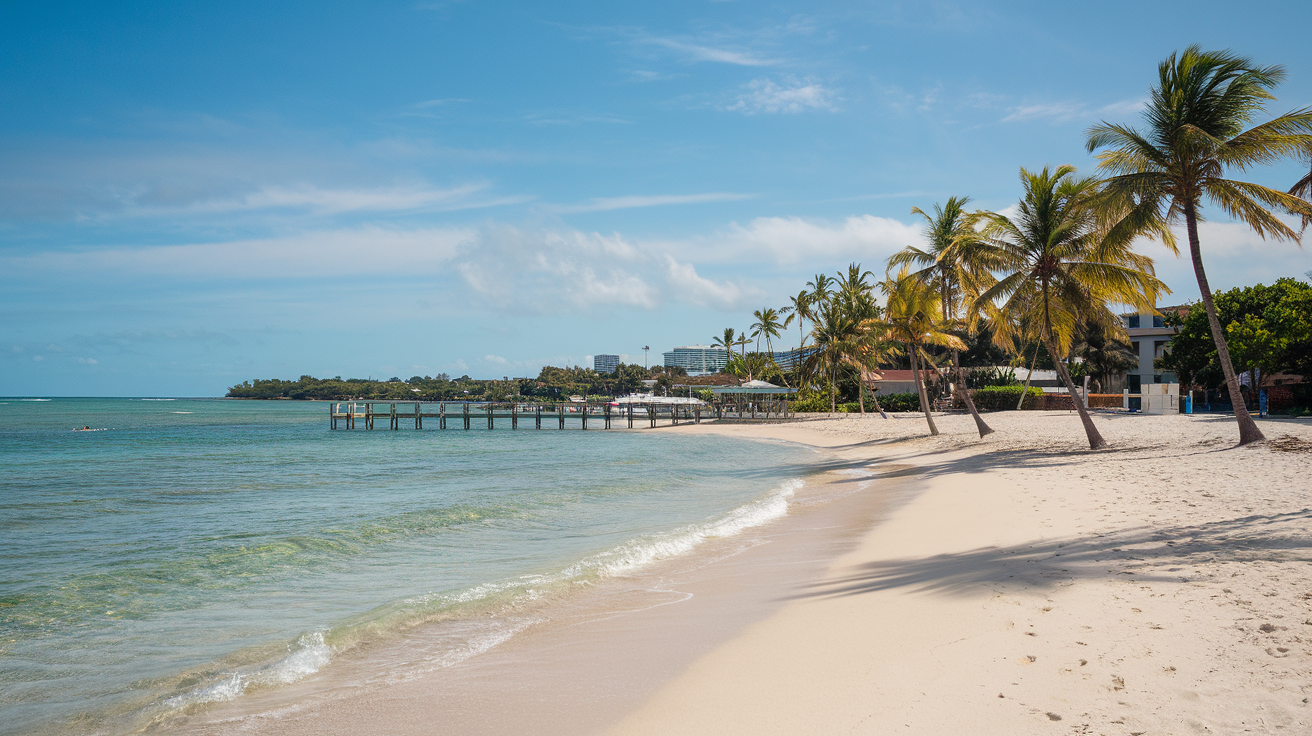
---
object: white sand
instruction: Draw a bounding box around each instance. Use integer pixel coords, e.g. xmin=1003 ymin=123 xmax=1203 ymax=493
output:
xmin=609 ymin=411 xmax=1312 ymax=735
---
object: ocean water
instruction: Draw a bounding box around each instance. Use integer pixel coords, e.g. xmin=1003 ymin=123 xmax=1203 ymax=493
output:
xmin=0 ymin=398 xmax=815 ymax=735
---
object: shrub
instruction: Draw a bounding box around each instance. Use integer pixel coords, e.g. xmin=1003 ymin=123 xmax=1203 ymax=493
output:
xmin=790 ymin=393 xmax=836 ymax=412
xmin=972 ymin=385 xmax=1044 ymax=411
xmin=965 ymin=366 xmax=1019 ymax=389
xmin=874 ymin=392 xmax=922 ymax=412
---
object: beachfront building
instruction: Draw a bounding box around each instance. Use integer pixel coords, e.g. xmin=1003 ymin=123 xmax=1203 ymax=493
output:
xmin=1122 ymin=306 xmax=1186 ymax=393
xmin=662 ymin=345 xmax=727 ymax=376
xmin=593 ymin=354 xmax=620 ymax=374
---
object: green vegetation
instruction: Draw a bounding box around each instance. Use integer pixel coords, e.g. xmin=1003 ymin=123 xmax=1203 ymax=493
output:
xmin=227 ymin=363 xmax=682 ymax=402
xmin=1158 ymin=278 xmax=1312 ymax=395
xmin=972 ymin=386 xmax=1045 ymax=412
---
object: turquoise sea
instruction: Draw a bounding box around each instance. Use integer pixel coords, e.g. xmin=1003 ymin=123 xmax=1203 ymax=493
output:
xmin=0 ymin=398 xmax=815 ymax=735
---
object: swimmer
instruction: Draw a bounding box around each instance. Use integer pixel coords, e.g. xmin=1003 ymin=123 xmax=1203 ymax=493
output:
xmin=74 ymin=426 xmax=92 ymax=431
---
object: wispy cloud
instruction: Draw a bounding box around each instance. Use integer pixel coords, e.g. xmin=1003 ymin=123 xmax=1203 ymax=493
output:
xmin=725 ymin=78 xmax=838 ymax=114
xmin=644 ymin=37 xmax=778 ymax=66
xmin=1002 ymin=97 xmax=1146 ymax=123
xmin=550 ymin=192 xmax=754 ymax=214
xmin=110 ymin=182 xmax=533 ymax=219
xmin=1 ymin=227 xmax=473 ymax=280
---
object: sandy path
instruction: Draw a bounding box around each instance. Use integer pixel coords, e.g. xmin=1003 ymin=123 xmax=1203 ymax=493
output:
xmin=609 ymin=412 xmax=1312 ymax=735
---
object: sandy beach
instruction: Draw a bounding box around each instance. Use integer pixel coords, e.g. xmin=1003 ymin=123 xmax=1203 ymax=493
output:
xmin=189 ymin=410 xmax=1312 ymax=735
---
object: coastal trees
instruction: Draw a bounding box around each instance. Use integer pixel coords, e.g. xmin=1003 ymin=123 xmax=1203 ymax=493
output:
xmin=1086 ymin=45 xmax=1312 ymax=445
xmin=977 ymin=165 xmax=1165 ymax=450
xmin=880 ymin=268 xmax=966 ymax=436
xmin=1158 ymin=279 xmax=1312 ymax=391
xmin=889 ymin=197 xmax=1000 ymax=437
xmin=800 ymin=299 xmax=861 ymax=414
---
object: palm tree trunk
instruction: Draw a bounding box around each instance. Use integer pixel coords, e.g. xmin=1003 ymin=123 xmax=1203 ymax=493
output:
xmin=866 ymin=372 xmax=888 ymax=418
xmin=857 ymin=376 xmax=866 ymax=414
xmin=1017 ymin=342 xmax=1038 ymax=410
xmin=1183 ymin=201 xmax=1265 ymax=445
xmin=953 ymin=350 xmax=993 ymax=437
xmin=829 ymin=363 xmax=837 ymax=414
xmin=1044 ymin=332 xmax=1106 ymax=449
xmin=910 ymin=343 xmax=938 ymax=436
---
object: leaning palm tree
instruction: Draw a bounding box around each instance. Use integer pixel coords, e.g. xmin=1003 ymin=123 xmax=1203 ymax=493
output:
xmin=1291 ymin=145 xmax=1312 ymax=234
xmin=976 ymin=165 xmax=1166 ymax=450
xmin=1086 ymin=46 xmax=1312 ymax=446
xmin=842 ymin=332 xmax=898 ymax=417
xmin=890 ymin=196 xmax=1002 ymax=438
xmin=881 ymin=268 xmax=966 ymax=436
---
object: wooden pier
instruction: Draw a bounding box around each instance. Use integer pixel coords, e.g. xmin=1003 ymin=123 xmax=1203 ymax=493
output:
xmin=328 ymin=400 xmax=792 ymax=430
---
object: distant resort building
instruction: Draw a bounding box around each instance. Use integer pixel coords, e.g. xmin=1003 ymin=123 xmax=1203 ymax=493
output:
xmin=662 ymin=345 xmax=727 ymax=375
xmin=1122 ymin=306 xmax=1187 ymax=392
xmin=769 ymin=347 xmax=813 ymax=371
xmin=593 ymin=354 xmax=620 ymax=374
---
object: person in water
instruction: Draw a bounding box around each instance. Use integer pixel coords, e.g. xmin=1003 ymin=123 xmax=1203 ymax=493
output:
xmin=74 ymin=426 xmax=92 ymax=431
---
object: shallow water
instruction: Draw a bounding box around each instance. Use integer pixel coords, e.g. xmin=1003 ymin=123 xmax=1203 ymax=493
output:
xmin=0 ymin=398 xmax=815 ymax=735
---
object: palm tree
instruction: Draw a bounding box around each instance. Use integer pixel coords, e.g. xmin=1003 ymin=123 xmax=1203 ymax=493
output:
xmin=976 ymin=165 xmax=1166 ymax=450
xmin=786 ymin=290 xmax=812 ymax=350
xmin=807 ymin=273 xmax=834 ymax=308
xmin=880 ymin=268 xmax=966 ymax=436
xmin=1086 ymin=46 xmax=1312 ymax=445
xmin=750 ymin=307 xmax=786 ymax=355
xmin=712 ymin=328 xmax=736 ymax=374
xmin=890 ymin=197 xmax=1001 ymax=438
xmin=800 ymin=300 xmax=861 ymax=414
xmin=734 ymin=333 xmax=754 ymax=380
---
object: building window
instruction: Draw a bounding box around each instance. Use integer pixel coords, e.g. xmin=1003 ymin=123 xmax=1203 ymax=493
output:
xmin=1125 ymin=314 xmax=1140 ymax=328
xmin=1152 ymin=315 xmax=1165 ymax=328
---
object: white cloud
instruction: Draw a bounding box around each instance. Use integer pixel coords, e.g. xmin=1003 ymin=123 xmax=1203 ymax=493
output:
xmin=551 ymin=192 xmax=754 ymax=213
xmin=453 ymin=223 xmax=755 ymax=314
xmin=77 ymin=357 xmax=98 ymax=365
xmin=726 ymin=79 xmax=838 ymax=114
xmin=645 ymin=37 xmax=777 ymax=66
xmin=697 ymin=214 xmax=923 ymax=266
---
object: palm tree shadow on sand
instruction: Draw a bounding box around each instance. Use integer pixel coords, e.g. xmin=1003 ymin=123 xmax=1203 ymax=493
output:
xmin=786 ymin=508 xmax=1312 ymax=601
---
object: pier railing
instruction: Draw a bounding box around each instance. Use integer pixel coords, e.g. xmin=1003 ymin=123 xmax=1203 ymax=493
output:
xmin=329 ymin=400 xmax=792 ymax=430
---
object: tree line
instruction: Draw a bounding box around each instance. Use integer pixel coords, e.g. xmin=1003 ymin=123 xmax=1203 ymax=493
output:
xmin=717 ymin=47 xmax=1312 ymax=448
xmin=226 ymin=364 xmax=685 ymax=402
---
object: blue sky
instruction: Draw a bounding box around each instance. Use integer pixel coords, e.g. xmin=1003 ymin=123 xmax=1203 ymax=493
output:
xmin=3 ymin=0 xmax=1311 ymax=396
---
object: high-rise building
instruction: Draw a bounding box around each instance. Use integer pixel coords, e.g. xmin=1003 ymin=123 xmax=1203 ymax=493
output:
xmin=661 ymin=345 xmax=727 ymax=375
xmin=593 ymin=354 xmax=620 ymax=374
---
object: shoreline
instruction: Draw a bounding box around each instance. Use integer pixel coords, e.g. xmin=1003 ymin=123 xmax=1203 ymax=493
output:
xmin=181 ymin=424 xmax=902 ymax=735
xmin=185 ymin=411 xmax=1312 ymax=735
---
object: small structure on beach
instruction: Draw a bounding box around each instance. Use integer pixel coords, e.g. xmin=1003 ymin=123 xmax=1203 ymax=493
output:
xmin=708 ymin=380 xmax=796 ymax=420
